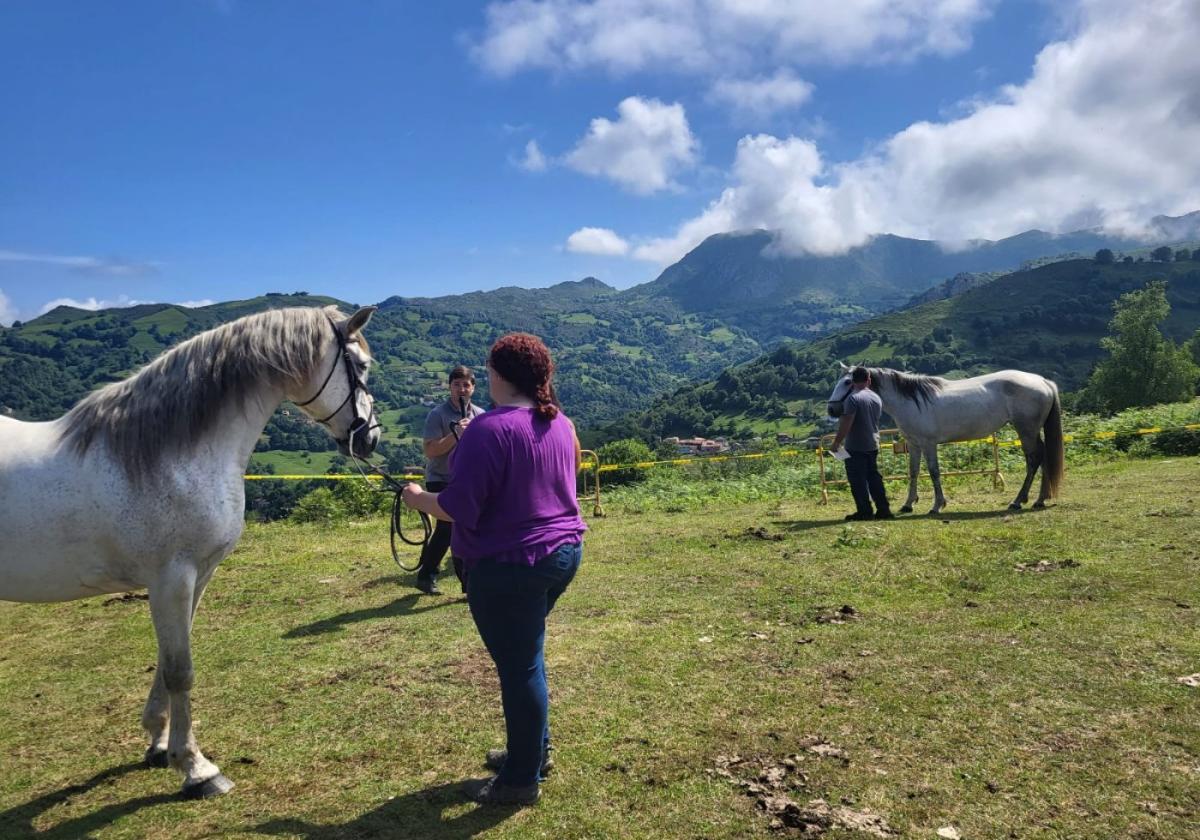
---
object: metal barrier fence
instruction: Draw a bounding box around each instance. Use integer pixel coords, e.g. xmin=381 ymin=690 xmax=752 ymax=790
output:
xmin=577 ymin=449 xmax=603 ymax=517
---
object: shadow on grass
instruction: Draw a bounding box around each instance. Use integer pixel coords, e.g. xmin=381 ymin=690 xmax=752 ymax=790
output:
xmin=285 ymin=592 xmax=464 ymax=638
xmin=775 ymin=506 xmax=1037 ymax=532
xmin=255 ymin=779 xmax=517 ymax=839
xmin=0 ymin=762 xmax=176 ymax=840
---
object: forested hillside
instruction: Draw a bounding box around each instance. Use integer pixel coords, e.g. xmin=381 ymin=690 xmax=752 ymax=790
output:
xmin=595 ymin=257 xmax=1200 ymax=445
xmin=0 ymin=293 xmax=347 ymax=419
xmin=0 ymin=285 xmax=762 ymax=447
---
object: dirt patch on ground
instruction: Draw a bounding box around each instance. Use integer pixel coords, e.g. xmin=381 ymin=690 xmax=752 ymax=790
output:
xmin=452 ymin=647 xmax=499 ymax=692
xmin=102 ymin=592 xmax=148 ymax=606
xmin=734 ymin=526 xmax=786 ymax=542
xmin=812 ymin=605 xmax=859 ymax=625
xmin=1014 ymin=559 xmax=1080 ymax=572
xmin=711 ymin=743 xmax=893 ymax=836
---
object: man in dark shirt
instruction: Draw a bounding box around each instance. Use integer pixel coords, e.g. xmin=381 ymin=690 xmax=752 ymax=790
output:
xmin=830 ymin=366 xmax=894 ymax=521
xmin=415 ymin=365 xmax=486 ymax=594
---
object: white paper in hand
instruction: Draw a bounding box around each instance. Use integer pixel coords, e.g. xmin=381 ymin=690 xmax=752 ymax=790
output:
xmin=833 ymin=446 xmax=851 ymax=461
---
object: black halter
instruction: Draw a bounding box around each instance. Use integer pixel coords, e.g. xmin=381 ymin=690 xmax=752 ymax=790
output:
xmin=293 ymin=317 xmax=435 ymax=562
xmin=295 ymin=318 xmax=381 ymax=458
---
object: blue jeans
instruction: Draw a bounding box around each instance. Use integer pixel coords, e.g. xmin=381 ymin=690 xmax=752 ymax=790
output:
xmin=466 ymin=540 xmax=582 ymax=786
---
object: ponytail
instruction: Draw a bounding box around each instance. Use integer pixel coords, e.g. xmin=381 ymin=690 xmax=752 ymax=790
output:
xmin=533 ymin=382 xmax=560 ymax=421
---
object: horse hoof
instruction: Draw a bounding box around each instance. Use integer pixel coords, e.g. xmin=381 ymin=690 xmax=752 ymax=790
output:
xmin=181 ymin=773 xmax=235 ymax=799
xmin=1008 ymin=503 xmax=1022 ymax=511
xmin=144 ymin=747 xmax=170 ymax=769
xmin=1032 ymin=501 xmax=1046 ymax=509
xmin=899 ymin=505 xmax=913 ymax=514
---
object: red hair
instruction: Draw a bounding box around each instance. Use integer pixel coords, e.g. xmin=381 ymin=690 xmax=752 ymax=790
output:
xmin=488 ymin=333 xmax=560 ymax=420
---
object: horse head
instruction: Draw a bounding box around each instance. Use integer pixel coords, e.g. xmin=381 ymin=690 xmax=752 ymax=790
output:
xmin=827 ymin=362 xmax=854 ymax=416
xmin=292 ymin=306 xmax=382 ymax=459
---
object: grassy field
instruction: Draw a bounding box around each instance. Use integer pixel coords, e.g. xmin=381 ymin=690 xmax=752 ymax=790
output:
xmin=1 ymin=457 xmax=1198 ymax=838
xmin=247 ymin=450 xmax=341 ymax=475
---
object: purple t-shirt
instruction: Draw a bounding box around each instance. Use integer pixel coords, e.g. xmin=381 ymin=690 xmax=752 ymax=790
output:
xmin=438 ymin=405 xmax=587 ymax=567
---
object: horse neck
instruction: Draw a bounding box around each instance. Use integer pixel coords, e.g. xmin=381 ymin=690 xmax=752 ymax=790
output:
xmin=199 ymin=382 xmax=286 ymax=477
xmin=873 ymin=377 xmax=911 ymax=424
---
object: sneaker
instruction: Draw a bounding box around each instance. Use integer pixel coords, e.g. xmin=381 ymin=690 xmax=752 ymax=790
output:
xmin=462 ymin=775 xmax=540 ymax=806
xmin=485 ymin=748 xmax=554 ymax=776
xmin=415 ymin=577 xmax=441 ymax=595
xmin=844 ymin=512 xmax=874 ymax=521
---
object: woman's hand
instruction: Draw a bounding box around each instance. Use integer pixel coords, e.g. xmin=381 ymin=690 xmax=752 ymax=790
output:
xmin=402 ymin=484 xmax=424 ymax=509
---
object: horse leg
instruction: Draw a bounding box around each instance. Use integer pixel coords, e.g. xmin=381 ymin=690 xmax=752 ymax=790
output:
xmin=1009 ymin=434 xmax=1043 ymax=510
xmin=148 ymin=562 xmax=233 ymax=798
xmin=1030 ymin=435 xmax=1051 ymax=508
xmin=144 ymin=564 xmax=215 ymax=768
xmin=925 ymin=446 xmax=947 ymax=515
xmin=899 ymin=447 xmax=921 ymax=514
xmin=142 ymin=666 xmax=170 ymax=768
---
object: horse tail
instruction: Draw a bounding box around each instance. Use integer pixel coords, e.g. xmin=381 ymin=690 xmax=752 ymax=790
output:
xmin=1043 ymin=383 xmax=1065 ymax=498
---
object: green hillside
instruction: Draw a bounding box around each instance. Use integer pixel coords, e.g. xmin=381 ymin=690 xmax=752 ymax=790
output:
xmin=596 ymin=257 xmax=1200 ymax=444
xmin=0 ymin=293 xmax=348 ymax=419
xmin=0 ymin=284 xmax=763 ymax=457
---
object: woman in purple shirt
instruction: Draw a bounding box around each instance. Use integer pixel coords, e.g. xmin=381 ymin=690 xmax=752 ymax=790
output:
xmin=402 ymin=333 xmax=586 ymax=806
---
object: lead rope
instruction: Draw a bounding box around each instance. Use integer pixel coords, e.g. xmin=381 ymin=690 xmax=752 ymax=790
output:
xmin=346 ymin=455 xmax=433 ymax=573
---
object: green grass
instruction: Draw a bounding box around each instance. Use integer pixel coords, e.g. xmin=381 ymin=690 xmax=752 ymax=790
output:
xmin=132 ymin=308 xmax=190 ymax=336
xmin=248 ymin=450 xmax=339 ymax=475
xmin=1 ymin=457 xmax=1198 ymax=838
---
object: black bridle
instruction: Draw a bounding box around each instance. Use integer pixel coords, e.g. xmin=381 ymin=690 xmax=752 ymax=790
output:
xmin=295 ymin=317 xmax=434 ymax=561
xmin=295 ymin=318 xmax=381 ymax=459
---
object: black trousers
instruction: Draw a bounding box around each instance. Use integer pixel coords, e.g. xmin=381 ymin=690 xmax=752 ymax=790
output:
xmin=416 ymin=481 xmax=465 ymax=585
xmin=844 ymin=449 xmax=890 ymax=516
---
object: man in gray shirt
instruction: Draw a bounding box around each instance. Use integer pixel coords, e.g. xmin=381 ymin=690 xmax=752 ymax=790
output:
xmin=830 ymin=366 xmax=894 ymax=521
xmin=415 ymin=365 xmax=486 ymax=594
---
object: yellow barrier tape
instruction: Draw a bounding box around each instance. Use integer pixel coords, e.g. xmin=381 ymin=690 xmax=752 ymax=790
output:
xmin=243 ymin=421 xmax=1197 ymax=479
xmin=244 ymin=473 xmax=424 ymax=481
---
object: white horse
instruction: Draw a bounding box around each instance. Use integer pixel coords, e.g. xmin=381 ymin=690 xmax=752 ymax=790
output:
xmin=0 ymin=305 xmax=380 ymax=798
xmin=827 ymin=364 xmax=1064 ymax=514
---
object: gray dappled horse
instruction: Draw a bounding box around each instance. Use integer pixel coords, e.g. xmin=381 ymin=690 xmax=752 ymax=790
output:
xmin=827 ymin=364 xmax=1063 ymax=514
xmin=0 ymin=305 xmax=380 ymax=798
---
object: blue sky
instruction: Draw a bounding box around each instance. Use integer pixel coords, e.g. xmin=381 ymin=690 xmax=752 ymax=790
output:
xmin=2 ymin=0 xmax=1198 ymax=325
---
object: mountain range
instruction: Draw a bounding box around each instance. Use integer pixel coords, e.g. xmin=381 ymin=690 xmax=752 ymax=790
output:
xmin=2 ymin=213 xmax=1198 ymax=451
xmin=629 ymin=212 xmax=1200 ymax=344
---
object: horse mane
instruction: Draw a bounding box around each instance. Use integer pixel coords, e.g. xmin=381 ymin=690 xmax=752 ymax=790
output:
xmin=61 ymin=306 xmax=347 ymax=483
xmin=869 ymin=367 xmax=946 ymax=406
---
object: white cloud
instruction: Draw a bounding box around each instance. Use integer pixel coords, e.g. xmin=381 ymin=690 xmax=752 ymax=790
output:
xmin=565 ymin=227 xmax=631 ymax=256
xmin=0 ymin=249 xmax=160 ymax=277
xmin=0 ymin=288 xmax=17 ymax=327
xmin=518 ymin=139 xmax=549 ymax=172
xmin=708 ymin=69 xmax=815 ymax=119
xmin=38 ymin=295 xmax=152 ymax=314
xmin=630 ymin=0 xmax=1200 ymax=263
xmin=34 ymin=295 xmax=213 ymax=314
xmin=473 ymin=0 xmax=996 ymax=78
xmin=565 ymin=96 xmax=698 ymax=194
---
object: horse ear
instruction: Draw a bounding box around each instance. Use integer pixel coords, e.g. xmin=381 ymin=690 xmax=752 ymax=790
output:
xmin=345 ymin=306 xmax=377 ymax=336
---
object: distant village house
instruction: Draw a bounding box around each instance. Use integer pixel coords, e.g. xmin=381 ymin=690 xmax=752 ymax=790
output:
xmin=663 ymin=436 xmax=730 ymax=455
